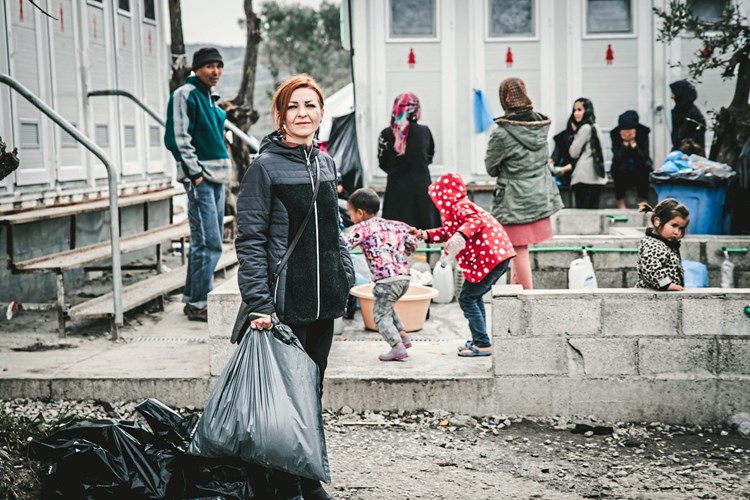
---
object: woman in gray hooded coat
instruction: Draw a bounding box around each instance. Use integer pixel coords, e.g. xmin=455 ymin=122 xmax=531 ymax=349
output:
xmin=485 ymin=77 xmax=563 ymax=289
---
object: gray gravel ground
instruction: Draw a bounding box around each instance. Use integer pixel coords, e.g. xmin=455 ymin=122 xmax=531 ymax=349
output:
xmin=4 ymin=400 xmax=750 ymax=499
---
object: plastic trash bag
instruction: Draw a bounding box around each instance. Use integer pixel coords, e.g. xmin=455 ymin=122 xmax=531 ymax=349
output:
xmin=683 ymin=260 xmax=708 ymax=288
xmin=652 ymin=154 xmax=736 ymax=187
xmin=187 ymin=321 xmax=330 ymax=483
xmin=29 ymin=419 xmax=178 ymax=499
xmin=721 ymin=254 xmax=735 ymax=288
xmin=136 ymin=398 xmax=198 ymax=452
xmin=473 ymin=88 xmax=495 ymax=133
xmin=568 ymin=255 xmax=597 ymax=289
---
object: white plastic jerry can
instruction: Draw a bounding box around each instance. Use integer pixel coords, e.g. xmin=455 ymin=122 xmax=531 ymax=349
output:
xmin=432 ymin=259 xmax=455 ymax=303
xmin=568 ymin=255 xmax=598 ymax=289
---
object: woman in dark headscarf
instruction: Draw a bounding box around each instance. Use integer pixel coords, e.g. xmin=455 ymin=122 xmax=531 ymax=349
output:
xmin=377 ymin=92 xmax=441 ymax=229
xmin=670 ymin=80 xmax=706 ymax=152
xmin=485 ymin=77 xmax=563 ymax=289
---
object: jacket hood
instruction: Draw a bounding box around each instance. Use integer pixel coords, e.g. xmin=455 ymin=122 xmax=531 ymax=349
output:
xmin=494 ymin=113 xmax=551 ymax=152
xmin=428 ymin=173 xmax=467 ymax=218
xmin=259 ymin=132 xmax=321 ymax=163
xmin=670 ymin=80 xmax=697 ymax=109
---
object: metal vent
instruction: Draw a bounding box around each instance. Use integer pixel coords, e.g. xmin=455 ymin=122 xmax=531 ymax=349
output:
xmin=124 ymin=125 xmax=136 ymax=147
xmin=20 ymin=121 xmax=40 ymax=149
xmin=149 ymin=126 xmax=161 ymax=147
xmin=61 ymin=123 xmax=79 ymax=148
xmin=95 ymin=124 xmax=109 ymax=147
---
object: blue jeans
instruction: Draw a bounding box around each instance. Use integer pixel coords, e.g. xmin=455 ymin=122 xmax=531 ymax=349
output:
xmin=458 ymin=260 xmax=510 ymax=348
xmin=183 ymin=180 xmax=225 ymax=309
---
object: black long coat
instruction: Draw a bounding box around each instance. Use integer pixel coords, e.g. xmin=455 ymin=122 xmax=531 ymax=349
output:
xmin=377 ymin=122 xmax=441 ymax=229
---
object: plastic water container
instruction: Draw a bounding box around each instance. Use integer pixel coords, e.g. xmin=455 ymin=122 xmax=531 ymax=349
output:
xmin=683 ymin=260 xmax=708 ymax=288
xmin=652 ymin=183 xmax=730 ymax=234
xmin=568 ymin=255 xmax=597 ymax=289
xmin=432 ymin=260 xmax=455 ymax=303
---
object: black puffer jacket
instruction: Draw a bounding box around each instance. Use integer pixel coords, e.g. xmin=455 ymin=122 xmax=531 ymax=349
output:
xmin=235 ymin=133 xmax=355 ymax=325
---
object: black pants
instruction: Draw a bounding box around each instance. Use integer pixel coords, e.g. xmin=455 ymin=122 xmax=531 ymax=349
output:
xmin=573 ymin=183 xmax=603 ymax=209
xmin=270 ymin=318 xmax=334 ymax=499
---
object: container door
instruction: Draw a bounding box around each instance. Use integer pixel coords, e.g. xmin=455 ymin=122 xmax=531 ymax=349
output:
xmin=85 ymin=0 xmax=117 ymax=179
xmin=569 ymin=0 xmax=653 ymax=168
xmin=10 ymin=0 xmax=54 ymax=186
xmin=0 ymin=3 xmax=13 ymax=192
xmin=51 ymin=0 xmax=86 ymax=182
xmin=140 ymin=0 xmax=167 ymax=174
xmin=115 ymin=0 xmax=142 ymax=177
xmin=369 ymin=0 xmax=450 ymax=181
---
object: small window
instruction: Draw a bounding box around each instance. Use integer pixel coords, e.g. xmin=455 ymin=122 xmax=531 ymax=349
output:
xmin=488 ymin=0 xmax=535 ymax=38
xmin=691 ymin=0 xmax=726 ymax=23
xmin=61 ymin=123 xmax=79 ymax=148
xmin=95 ymin=124 xmax=109 ymax=147
xmin=143 ymin=0 xmax=156 ymax=21
xmin=149 ymin=125 xmax=161 ymax=147
xmin=119 ymin=0 xmax=130 ymax=12
xmin=586 ymin=0 xmax=633 ymax=34
xmin=124 ymin=125 xmax=136 ymax=147
xmin=389 ymin=0 xmax=436 ymax=39
xmin=20 ymin=122 xmax=40 ymax=149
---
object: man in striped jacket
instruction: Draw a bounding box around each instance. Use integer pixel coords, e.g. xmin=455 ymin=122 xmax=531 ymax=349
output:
xmin=164 ymin=47 xmax=231 ymax=322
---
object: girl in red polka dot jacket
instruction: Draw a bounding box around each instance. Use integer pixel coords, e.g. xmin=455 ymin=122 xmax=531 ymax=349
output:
xmin=413 ymin=173 xmax=516 ymax=357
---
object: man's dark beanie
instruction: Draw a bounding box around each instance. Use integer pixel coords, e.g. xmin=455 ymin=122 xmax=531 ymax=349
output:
xmin=192 ymin=47 xmax=223 ymax=71
xmin=618 ymin=110 xmax=639 ymax=130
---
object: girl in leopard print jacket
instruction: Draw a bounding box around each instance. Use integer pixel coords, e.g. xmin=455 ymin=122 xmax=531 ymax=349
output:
xmin=636 ymin=199 xmax=690 ymax=291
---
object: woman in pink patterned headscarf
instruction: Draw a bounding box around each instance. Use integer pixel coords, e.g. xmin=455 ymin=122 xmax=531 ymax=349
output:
xmin=377 ymin=92 xmax=441 ymax=229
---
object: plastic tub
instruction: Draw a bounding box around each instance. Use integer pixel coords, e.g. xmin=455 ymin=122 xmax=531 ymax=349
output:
xmin=349 ymin=283 xmax=438 ymax=332
xmin=653 ymin=183 xmax=730 ymax=234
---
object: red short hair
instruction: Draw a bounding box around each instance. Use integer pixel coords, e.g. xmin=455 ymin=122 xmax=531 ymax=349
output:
xmin=271 ymin=74 xmax=325 ymax=135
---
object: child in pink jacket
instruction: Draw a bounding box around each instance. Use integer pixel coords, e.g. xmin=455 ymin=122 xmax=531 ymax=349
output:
xmin=414 ymin=173 xmax=516 ymax=357
xmin=346 ymin=188 xmax=417 ymax=362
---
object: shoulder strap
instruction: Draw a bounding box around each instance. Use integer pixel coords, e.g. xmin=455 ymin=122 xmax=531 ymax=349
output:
xmin=272 ymin=156 xmax=320 ymax=284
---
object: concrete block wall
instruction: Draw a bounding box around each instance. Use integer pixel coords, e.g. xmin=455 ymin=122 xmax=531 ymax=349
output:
xmin=530 ymin=235 xmax=750 ymax=289
xmin=550 ymin=209 xmax=649 ymax=235
xmin=491 ymin=287 xmax=750 ymax=423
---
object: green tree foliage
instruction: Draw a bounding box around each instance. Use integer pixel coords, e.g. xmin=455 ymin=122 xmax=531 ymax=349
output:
xmin=654 ymin=1 xmax=750 ymax=166
xmin=260 ymin=1 xmax=352 ymax=96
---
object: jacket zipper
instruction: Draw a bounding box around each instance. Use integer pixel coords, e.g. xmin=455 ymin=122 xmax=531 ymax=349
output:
xmin=304 ymin=149 xmax=321 ymax=319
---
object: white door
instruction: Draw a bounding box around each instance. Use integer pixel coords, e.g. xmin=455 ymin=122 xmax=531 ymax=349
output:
xmin=567 ymin=0 xmax=653 ymax=167
xmin=51 ymin=0 xmax=86 ymax=182
xmin=139 ymin=0 xmax=167 ymax=174
xmin=10 ymin=0 xmax=54 ymax=186
xmin=85 ymin=0 xmax=117 ymax=180
xmin=0 ymin=2 xmax=13 ymax=192
xmin=116 ymin=0 xmax=142 ymax=177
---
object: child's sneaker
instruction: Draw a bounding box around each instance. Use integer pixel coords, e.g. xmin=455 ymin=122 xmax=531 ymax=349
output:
xmin=400 ymin=333 xmax=412 ymax=349
xmin=379 ymin=345 xmax=408 ymax=361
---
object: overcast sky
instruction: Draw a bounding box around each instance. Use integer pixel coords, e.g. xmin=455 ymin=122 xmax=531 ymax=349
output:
xmin=181 ymin=0 xmax=325 ymax=47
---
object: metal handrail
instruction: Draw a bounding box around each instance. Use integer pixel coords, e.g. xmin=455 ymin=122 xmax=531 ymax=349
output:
xmin=87 ymin=89 xmax=260 ymax=151
xmin=0 ymin=74 xmax=124 ymax=335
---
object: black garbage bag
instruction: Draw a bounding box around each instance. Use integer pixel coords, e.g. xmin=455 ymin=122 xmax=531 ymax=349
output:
xmin=29 ymin=419 xmax=178 ymax=499
xmin=187 ymin=321 xmax=330 ymax=484
xmin=136 ymin=398 xmax=198 ymax=452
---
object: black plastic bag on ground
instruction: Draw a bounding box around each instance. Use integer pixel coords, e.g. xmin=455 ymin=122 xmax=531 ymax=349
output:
xmin=29 ymin=419 xmax=178 ymax=499
xmin=136 ymin=398 xmax=198 ymax=452
xmin=187 ymin=322 xmax=330 ymax=483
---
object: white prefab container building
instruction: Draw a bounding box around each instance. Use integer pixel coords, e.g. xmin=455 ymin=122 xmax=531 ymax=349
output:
xmin=0 ymin=0 xmax=171 ymax=209
xmin=349 ymin=0 xmax=750 ymax=185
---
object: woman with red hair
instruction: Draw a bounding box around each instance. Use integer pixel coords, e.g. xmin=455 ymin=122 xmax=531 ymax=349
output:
xmin=235 ymin=74 xmax=354 ymax=500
